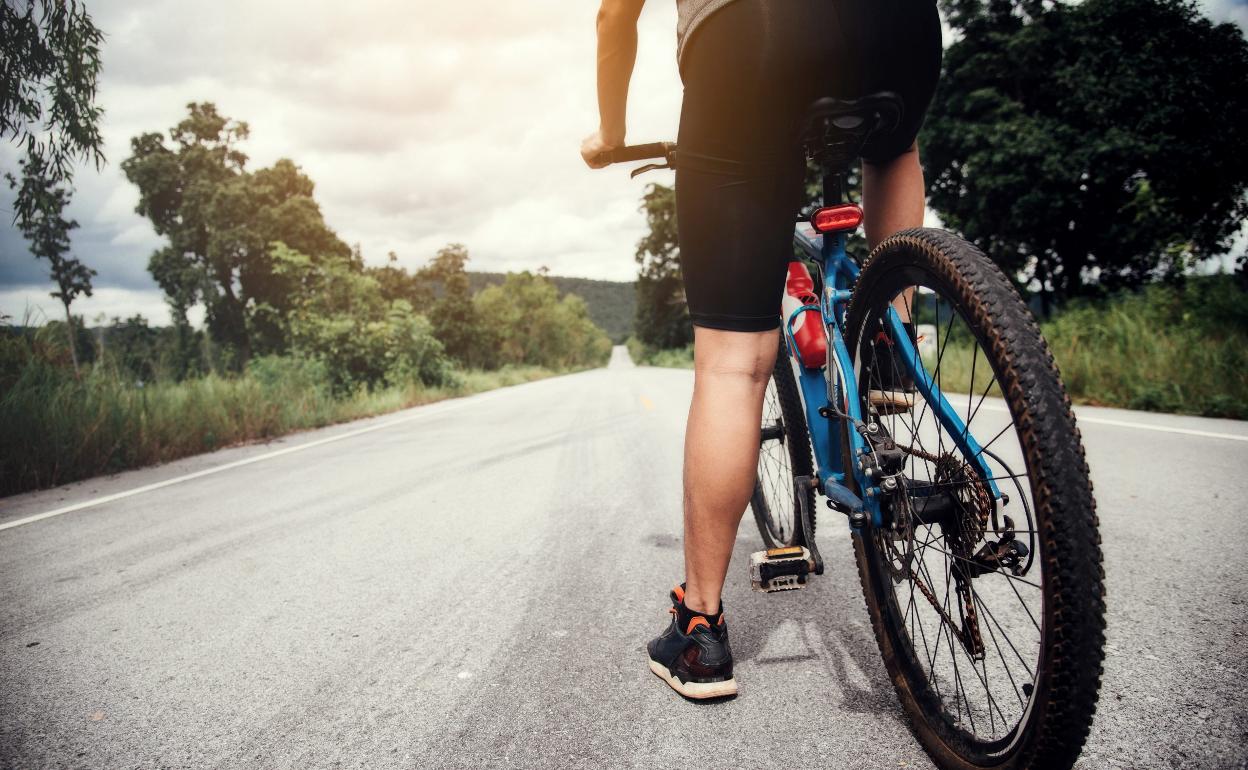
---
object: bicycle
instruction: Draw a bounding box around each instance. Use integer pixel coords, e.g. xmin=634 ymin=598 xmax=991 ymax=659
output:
xmin=599 ymin=93 xmax=1106 ymax=770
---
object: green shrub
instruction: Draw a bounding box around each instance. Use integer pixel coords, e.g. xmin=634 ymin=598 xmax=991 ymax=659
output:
xmin=473 ymin=272 xmax=612 ymax=370
xmin=269 ymin=244 xmax=455 ymax=394
xmin=1039 ymin=281 xmax=1247 ymax=418
xmin=625 ymin=336 xmax=693 ymax=368
xmin=0 ymin=340 xmax=568 ymax=496
xmin=925 ymin=278 xmax=1247 ymax=418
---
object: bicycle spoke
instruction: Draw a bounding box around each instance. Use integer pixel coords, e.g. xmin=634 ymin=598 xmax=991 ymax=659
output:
xmin=844 ymin=233 xmax=1102 ymax=761
xmin=974 ymin=587 xmax=1029 ymax=709
xmin=878 ymin=289 xmax=1043 ymax=738
xmin=969 ymin=582 xmax=1038 ymax=679
xmin=912 ymin=541 xmax=1043 ymax=590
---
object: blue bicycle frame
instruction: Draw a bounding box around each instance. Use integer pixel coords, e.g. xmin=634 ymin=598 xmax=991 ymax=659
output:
xmin=784 ymin=222 xmax=1002 ymax=529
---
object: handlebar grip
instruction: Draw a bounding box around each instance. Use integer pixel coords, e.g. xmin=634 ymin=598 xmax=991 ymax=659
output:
xmin=601 ymin=142 xmax=673 ymax=164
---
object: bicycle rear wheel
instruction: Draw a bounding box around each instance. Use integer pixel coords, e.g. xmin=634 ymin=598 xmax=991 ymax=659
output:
xmin=844 ymin=228 xmax=1105 ymax=770
xmin=750 ymin=333 xmax=816 ymax=548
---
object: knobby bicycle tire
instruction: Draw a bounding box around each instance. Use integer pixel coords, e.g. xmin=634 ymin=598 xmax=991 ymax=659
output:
xmin=843 ymin=228 xmax=1105 ymax=770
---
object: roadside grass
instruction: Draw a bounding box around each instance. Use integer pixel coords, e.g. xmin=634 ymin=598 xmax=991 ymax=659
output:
xmin=626 ymin=337 xmax=694 ymax=369
xmin=631 ymin=279 xmax=1248 ymax=420
xmin=935 ymin=283 xmax=1248 ymax=419
xmin=0 ymin=361 xmax=566 ymax=498
xmin=919 ymin=344 xmax=1006 ymax=401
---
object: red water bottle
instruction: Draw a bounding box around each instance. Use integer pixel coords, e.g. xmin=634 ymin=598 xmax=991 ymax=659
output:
xmin=781 ymin=261 xmax=827 ymax=369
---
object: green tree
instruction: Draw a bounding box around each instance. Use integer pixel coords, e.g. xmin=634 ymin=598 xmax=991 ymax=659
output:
xmin=368 ymin=250 xmax=433 ymax=308
xmin=99 ymin=314 xmax=162 ymax=381
xmin=121 ymin=103 xmax=350 ymax=370
xmin=2 ymin=0 xmax=105 ymax=223
xmin=924 ymin=0 xmax=1248 ymax=307
xmin=473 ymin=271 xmax=612 ymax=369
xmin=270 ymin=243 xmax=452 ymax=394
xmin=3 ymin=0 xmax=105 ymax=370
xmin=6 ymin=153 xmax=94 ymax=372
xmin=419 ymin=243 xmax=486 ymax=366
xmin=634 ymin=183 xmax=692 ymax=349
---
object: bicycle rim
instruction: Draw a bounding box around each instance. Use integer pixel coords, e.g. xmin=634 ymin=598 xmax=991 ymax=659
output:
xmin=845 ymin=229 xmax=1104 ymax=770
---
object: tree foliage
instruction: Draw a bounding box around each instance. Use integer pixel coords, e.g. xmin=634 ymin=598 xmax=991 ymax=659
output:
xmin=1 ymin=0 xmax=104 ymax=219
xmin=6 ymin=151 xmax=94 ymax=371
xmin=634 ymin=183 xmax=692 ymax=349
xmin=121 ymin=103 xmax=351 ymax=369
xmin=473 ymin=272 xmax=613 ymax=369
xmin=467 ymin=272 xmax=636 ymax=344
xmin=98 ymin=314 xmax=162 ymax=382
xmin=269 ymin=243 xmax=453 ymax=394
xmin=418 ymin=243 xmax=481 ymax=366
xmin=369 ymin=250 xmax=433 ymax=308
xmin=924 ymin=0 xmax=1248 ymax=304
xmin=3 ymin=0 xmax=105 ymax=370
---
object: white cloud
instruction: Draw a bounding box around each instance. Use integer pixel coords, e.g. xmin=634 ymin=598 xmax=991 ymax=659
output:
xmin=2 ymin=0 xmax=683 ymax=324
xmin=0 ymin=285 xmax=187 ymax=327
xmin=1199 ymin=0 xmax=1248 ymax=28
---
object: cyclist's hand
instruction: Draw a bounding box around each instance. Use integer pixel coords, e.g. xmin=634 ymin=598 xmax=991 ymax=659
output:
xmin=581 ymin=130 xmax=620 ymax=169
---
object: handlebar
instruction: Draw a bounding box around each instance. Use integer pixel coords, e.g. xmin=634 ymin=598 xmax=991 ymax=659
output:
xmin=598 ymin=142 xmax=676 ymax=165
xmin=595 ymin=141 xmax=677 ymax=178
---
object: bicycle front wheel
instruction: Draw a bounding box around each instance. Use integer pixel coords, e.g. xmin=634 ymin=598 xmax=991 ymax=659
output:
xmin=844 ymin=228 xmax=1105 ymax=770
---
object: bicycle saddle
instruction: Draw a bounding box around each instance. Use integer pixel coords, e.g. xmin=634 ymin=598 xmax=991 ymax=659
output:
xmin=800 ymin=92 xmax=904 ymax=170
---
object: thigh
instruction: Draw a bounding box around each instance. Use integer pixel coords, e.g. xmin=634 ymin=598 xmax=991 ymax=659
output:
xmin=675 ymin=160 xmax=802 ymax=332
xmin=675 ymin=0 xmax=816 ymax=332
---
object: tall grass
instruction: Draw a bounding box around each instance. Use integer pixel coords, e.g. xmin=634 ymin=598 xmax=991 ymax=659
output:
xmin=631 ymin=280 xmax=1247 ymax=419
xmin=922 ymin=281 xmax=1246 ymax=418
xmin=0 ymin=356 xmax=564 ymax=497
xmin=1040 ymin=290 xmax=1247 ymax=418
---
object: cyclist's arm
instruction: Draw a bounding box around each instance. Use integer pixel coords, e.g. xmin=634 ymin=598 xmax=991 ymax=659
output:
xmin=595 ymin=0 xmax=646 ymax=147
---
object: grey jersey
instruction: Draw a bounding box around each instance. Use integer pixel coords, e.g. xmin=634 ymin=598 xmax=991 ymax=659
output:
xmin=676 ymin=0 xmax=737 ymax=64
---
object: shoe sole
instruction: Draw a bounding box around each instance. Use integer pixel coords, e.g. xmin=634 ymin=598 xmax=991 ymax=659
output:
xmin=648 ymin=659 xmax=738 ymax=699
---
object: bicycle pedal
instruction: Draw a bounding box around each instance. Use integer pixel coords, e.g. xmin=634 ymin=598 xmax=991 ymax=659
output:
xmin=749 ymin=547 xmax=817 ymax=593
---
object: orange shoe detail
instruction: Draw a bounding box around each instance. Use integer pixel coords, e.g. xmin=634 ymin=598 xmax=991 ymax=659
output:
xmin=686 ymin=616 xmax=711 ymax=634
xmin=673 ymin=584 xmax=686 ymax=603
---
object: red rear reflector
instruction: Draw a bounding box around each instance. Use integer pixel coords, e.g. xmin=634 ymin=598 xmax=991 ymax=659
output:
xmin=811 ymin=204 xmax=863 ymax=233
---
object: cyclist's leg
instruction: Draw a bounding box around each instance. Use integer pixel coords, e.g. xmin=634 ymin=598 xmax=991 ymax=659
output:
xmin=850 ymin=0 xmax=943 ymax=320
xmin=680 ymin=327 xmax=776 ymax=615
xmin=673 ymin=0 xmax=816 ymax=616
xmin=863 ymin=145 xmax=926 ymax=321
xmin=862 ymin=142 xmax=926 ymax=250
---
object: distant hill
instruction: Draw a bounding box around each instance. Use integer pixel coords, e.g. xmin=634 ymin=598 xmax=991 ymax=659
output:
xmin=468 ymin=272 xmax=636 ymax=343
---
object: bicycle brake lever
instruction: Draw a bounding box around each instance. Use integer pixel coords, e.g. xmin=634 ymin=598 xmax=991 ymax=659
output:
xmin=629 ymin=162 xmax=672 ymax=179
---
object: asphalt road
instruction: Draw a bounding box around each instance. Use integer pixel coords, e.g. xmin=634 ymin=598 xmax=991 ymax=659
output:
xmin=3 ymin=347 xmax=1247 ymax=769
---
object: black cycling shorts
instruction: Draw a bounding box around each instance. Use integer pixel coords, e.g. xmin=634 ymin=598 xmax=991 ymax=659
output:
xmin=675 ymin=0 xmax=942 ymax=332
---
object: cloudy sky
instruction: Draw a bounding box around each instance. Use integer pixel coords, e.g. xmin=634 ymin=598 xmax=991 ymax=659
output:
xmin=2 ymin=0 xmax=1246 ymax=326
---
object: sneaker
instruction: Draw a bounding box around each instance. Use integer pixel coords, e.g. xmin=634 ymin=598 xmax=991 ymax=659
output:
xmin=866 ymin=321 xmax=919 ymax=414
xmin=646 ymin=585 xmax=737 ymax=699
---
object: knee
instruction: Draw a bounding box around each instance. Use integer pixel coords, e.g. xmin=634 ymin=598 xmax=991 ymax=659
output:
xmin=693 ymin=328 xmax=776 ymax=387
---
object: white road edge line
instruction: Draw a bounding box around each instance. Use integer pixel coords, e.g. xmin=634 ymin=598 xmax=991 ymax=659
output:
xmin=978 ymin=403 xmax=1247 ymax=442
xmin=0 ymin=386 xmax=520 ymax=533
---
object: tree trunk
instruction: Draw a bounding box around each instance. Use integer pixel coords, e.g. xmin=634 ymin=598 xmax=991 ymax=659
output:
xmin=62 ymin=298 xmax=80 ymax=376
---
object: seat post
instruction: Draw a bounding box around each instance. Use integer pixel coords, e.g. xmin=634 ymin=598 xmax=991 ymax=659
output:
xmin=821 ymin=170 xmax=844 ymax=206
